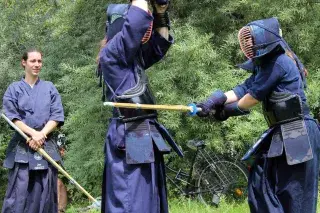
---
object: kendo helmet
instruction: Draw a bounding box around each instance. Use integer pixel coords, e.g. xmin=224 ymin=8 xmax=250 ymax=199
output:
xmin=106 ymin=4 xmax=129 ymax=41
xmin=238 ymin=17 xmax=284 ymax=59
xmin=106 ymin=4 xmax=152 ymax=44
xmin=237 ymin=17 xmax=307 ymax=87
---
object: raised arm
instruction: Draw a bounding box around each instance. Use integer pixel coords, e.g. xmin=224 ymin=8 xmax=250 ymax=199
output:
xmin=141 ymin=1 xmax=173 ymax=69
xmin=100 ymin=3 xmax=153 ymax=66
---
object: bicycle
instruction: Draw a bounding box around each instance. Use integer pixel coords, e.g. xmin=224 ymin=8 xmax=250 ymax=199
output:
xmin=165 ymin=140 xmax=249 ymax=206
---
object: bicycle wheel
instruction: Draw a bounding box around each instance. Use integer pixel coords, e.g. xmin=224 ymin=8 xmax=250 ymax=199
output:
xmin=197 ymin=160 xmax=248 ymax=206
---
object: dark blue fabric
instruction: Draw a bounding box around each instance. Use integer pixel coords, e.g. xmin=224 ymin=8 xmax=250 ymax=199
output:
xmin=233 ymin=74 xmax=255 ymax=99
xmin=1 ymin=163 xmax=58 ymax=213
xmin=3 ymin=78 xmax=64 ymax=128
xmin=106 ymin=4 xmax=129 ymax=40
xmin=102 ymin=119 xmax=169 ymax=213
xmin=242 ymin=128 xmax=275 ymax=161
xmin=214 ymin=101 xmax=249 ymax=121
xmin=247 ymin=18 xmax=282 ymax=59
xmin=153 ymin=120 xmax=183 ymax=157
xmin=233 ymin=54 xmax=307 ymax=103
xmin=141 ymin=32 xmax=173 ymax=69
xmin=237 ymin=18 xmax=307 ymax=87
xmin=100 ymin=6 xmax=172 ymax=100
xmin=154 ymin=0 xmax=169 ymax=5
xmin=2 ymin=78 xmax=64 ymax=169
xmin=125 ymin=121 xmax=155 ymax=164
xmin=196 ymin=90 xmax=227 ymax=116
xmin=234 ymin=17 xmax=320 ymax=213
xmin=237 ymin=59 xmax=255 ymax=72
xmin=99 ymin=5 xmax=173 ymax=213
xmin=248 ymin=119 xmax=320 ymax=213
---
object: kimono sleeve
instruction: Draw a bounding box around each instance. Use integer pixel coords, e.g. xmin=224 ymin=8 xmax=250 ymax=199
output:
xmin=141 ymin=31 xmax=174 ymax=69
xmin=49 ymin=83 xmax=64 ymax=126
xmin=248 ymin=63 xmax=285 ymax=101
xmin=100 ymin=6 xmax=153 ymax=66
xmin=2 ymin=84 xmax=22 ymax=121
xmin=233 ymin=75 xmax=255 ymax=100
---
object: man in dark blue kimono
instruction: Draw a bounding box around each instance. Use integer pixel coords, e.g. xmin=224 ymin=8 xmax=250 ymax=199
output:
xmin=98 ymin=0 xmax=181 ymax=212
xmin=2 ymin=49 xmax=64 ymax=213
xmin=196 ymin=18 xmax=320 ymax=213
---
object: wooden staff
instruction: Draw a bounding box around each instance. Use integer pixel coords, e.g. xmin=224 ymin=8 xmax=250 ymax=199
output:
xmin=0 ymin=113 xmax=99 ymax=206
xmin=103 ymin=102 xmax=204 ymax=115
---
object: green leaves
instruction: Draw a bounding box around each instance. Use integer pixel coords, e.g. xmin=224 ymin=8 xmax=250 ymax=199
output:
xmin=1 ymin=0 xmax=320 ymax=204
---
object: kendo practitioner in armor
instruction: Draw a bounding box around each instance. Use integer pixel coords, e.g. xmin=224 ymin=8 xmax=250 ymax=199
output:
xmin=98 ymin=0 xmax=182 ymax=212
xmin=1 ymin=48 xmax=65 ymax=213
xmin=196 ymin=18 xmax=320 ymax=213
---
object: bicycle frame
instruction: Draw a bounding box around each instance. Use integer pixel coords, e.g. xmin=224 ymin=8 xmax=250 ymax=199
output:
xmin=165 ymin=148 xmax=202 ymax=196
xmin=165 ymin=140 xmax=248 ymax=203
xmin=198 ymin=149 xmax=232 ymax=187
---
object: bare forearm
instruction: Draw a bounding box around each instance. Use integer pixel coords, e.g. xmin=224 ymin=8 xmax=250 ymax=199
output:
xmin=13 ymin=120 xmax=36 ymax=137
xmin=41 ymin=120 xmax=59 ymax=136
xmin=131 ymin=0 xmax=148 ymax=12
xmin=238 ymin=93 xmax=259 ymax=110
xmin=153 ymin=1 xmax=170 ymax=40
xmin=224 ymin=90 xmax=239 ymax=104
xmin=13 ymin=120 xmax=47 ymax=149
xmin=156 ymin=27 xmax=169 ymax=40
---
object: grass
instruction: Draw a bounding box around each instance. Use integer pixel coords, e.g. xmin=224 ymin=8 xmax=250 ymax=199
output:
xmin=66 ymin=191 xmax=320 ymax=213
xmin=65 ymin=196 xmax=249 ymax=213
xmin=169 ymin=197 xmax=248 ymax=213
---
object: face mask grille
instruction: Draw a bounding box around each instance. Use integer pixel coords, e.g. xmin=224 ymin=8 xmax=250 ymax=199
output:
xmin=238 ymin=26 xmax=255 ymax=59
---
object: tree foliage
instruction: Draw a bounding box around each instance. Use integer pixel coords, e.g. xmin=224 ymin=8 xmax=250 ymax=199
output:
xmin=1 ymin=0 xmax=320 ymax=205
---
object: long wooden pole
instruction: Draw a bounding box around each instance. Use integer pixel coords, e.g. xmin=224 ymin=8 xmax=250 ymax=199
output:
xmin=0 ymin=113 xmax=99 ymax=206
xmin=103 ymin=102 xmax=202 ymax=113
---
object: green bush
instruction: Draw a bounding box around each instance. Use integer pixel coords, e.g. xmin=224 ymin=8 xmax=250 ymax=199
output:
xmin=0 ymin=0 xmax=320 ymax=204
